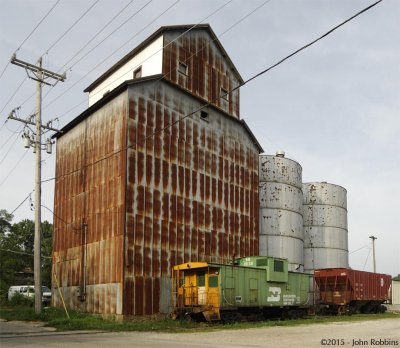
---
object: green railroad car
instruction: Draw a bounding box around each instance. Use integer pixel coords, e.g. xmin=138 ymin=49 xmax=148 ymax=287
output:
xmin=171 ymin=256 xmax=311 ymax=322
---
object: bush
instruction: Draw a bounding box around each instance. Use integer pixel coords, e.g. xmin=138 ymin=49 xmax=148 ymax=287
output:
xmin=9 ymin=292 xmax=34 ymax=307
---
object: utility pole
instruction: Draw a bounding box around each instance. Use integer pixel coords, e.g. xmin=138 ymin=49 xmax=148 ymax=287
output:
xmin=369 ymin=235 xmax=377 ymax=273
xmin=9 ymin=54 xmax=65 ymax=314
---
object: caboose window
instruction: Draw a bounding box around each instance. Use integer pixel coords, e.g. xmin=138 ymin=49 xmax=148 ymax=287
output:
xmin=208 ymin=275 xmax=218 ymax=288
xmin=274 ymin=260 xmax=284 ymax=272
xmin=198 ymin=272 xmax=205 ymax=286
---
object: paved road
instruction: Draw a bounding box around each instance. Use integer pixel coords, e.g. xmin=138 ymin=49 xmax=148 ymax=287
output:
xmin=1 ymin=318 xmax=399 ymax=348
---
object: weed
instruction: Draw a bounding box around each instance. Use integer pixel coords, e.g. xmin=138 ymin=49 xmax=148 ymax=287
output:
xmin=0 ymin=305 xmax=398 ymax=332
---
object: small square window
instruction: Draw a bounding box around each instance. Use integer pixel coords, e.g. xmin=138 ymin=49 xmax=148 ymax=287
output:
xmin=178 ymin=61 xmax=188 ymax=75
xmin=200 ymin=110 xmax=209 ymax=121
xmin=220 ymin=87 xmax=229 ymax=101
xmin=133 ymin=66 xmax=142 ymax=79
xmin=274 ymin=260 xmax=284 ymax=272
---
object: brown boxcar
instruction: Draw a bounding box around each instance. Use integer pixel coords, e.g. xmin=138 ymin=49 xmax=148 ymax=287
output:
xmin=314 ymin=268 xmax=391 ymax=315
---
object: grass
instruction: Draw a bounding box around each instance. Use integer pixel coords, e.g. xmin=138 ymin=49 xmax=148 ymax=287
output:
xmin=0 ymin=304 xmax=398 ymax=332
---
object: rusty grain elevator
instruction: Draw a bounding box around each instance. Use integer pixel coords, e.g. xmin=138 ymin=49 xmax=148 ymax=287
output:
xmin=52 ymin=24 xmax=263 ymax=317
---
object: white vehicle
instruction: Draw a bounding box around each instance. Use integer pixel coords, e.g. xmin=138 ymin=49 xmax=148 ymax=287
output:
xmin=8 ymin=285 xmax=52 ymax=304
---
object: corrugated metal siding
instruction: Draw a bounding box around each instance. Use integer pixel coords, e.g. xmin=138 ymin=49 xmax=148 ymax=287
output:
xmin=123 ymin=81 xmax=259 ymax=315
xmin=52 ymin=92 xmax=127 ymax=315
xmin=162 ymin=29 xmax=241 ymax=119
xmin=392 ymin=281 xmax=400 ymax=305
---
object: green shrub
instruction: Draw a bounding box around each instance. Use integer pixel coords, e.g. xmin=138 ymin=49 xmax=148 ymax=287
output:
xmin=9 ymin=293 xmax=34 ymax=307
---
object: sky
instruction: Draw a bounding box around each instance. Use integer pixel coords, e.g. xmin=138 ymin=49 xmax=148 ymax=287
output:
xmin=0 ymin=0 xmax=399 ymax=277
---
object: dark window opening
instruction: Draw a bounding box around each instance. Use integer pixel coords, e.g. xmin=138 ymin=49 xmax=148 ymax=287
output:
xmin=274 ymin=260 xmax=284 ymax=272
xmin=198 ymin=272 xmax=205 ymax=287
xmin=256 ymin=258 xmax=268 ymax=267
xmin=208 ymin=275 xmax=218 ymax=288
xmin=200 ymin=110 xmax=208 ymax=121
xmin=178 ymin=61 xmax=188 ymax=75
xmin=133 ymin=66 xmax=142 ymax=79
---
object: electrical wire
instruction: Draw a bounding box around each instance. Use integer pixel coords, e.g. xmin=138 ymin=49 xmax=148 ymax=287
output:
xmin=53 ymin=0 xmax=383 ymax=180
xmin=41 ymin=204 xmax=82 ymax=232
xmin=43 ymin=0 xmax=101 ymax=55
xmin=52 ymin=0 xmax=235 ymax=119
xmin=10 ymin=192 xmax=33 ymax=215
xmin=85 ymin=0 xmax=239 ymax=106
xmin=0 ymin=125 xmax=24 ymax=165
xmin=1 ymin=0 xmax=99 ymax=121
xmin=43 ymin=0 xmax=181 ymax=112
xmin=18 ymin=0 xmax=141 ymax=110
xmin=61 ymin=0 xmax=149 ymax=72
xmin=350 ymin=244 xmax=370 ymax=254
xmin=363 ymin=248 xmax=372 ymax=271
xmin=0 ymin=149 xmax=29 ymax=187
xmin=0 ymin=248 xmax=52 ymax=259
xmin=0 ymin=0 xmax=62 ymax=80
xmin=243 ymin=0 xmax=383 ymax=88
xmin=0 ymin=76 xmax=28 ymax=114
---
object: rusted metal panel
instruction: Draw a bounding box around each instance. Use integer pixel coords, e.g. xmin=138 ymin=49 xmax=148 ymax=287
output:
xmin=123 ymin=80 xmax=259 ymax=315
xmin=163 ymin=29 xmax=241 ymax=119
xmin=52 ymin=92 xmax=127 ymax=315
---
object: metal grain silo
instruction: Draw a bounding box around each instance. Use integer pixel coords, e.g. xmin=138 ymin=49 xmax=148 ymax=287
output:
xmin=259 ymin=151 xmax=304 ymax=272
xmin=303 ymin=182 xmax=349 ymax=272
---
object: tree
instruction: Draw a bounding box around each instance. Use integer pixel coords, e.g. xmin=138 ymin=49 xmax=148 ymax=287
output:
xmin=0 ymin=210 xmax=53 ymax=299
xmin=0 ymin=209 xmax=13 ymax=235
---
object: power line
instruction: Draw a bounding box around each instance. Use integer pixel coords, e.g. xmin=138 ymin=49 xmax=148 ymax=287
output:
xmin=0 ymin=149 xmax=29 ymax=187
xmin=0 ymin=248 xmax=52 ymax=259
xmin=0 ymin=0 xmax=62 ymax=80
xmin=86 ymin=0 xmax=239 ymax=105
xmin=11 ymin=192 xmax=34 ymax=215
xmin=36 ymin=0 xmax=152 ymax=110
xmin=349 ymin=244 xmax=370 ymax=254
xmin=0 ymin=76 xmax=28 ymax=115
xmin=44 ymin=0 xmax=101 ymax=55
xmin=52 ymin=0 xmax=383 ymax=181
xmin=50 ymin=0 xmax=238 ymax=119
xmin=363 ymin=247 xmax=372 ymax=271
xmin=61 ymin=0 xmax=149 ymax=72
xmin=17 ymin=0 xmax=142 ymax=111
xmin=0 ymin=124 xmax=24 ymax=165
xmin=1 ymin=0 xmax=99 ymax=121
xmin=44 ymin=0 xmax=181 ymax=112
xmin=242 ymin=0 xmax=383 ymax=88
xmin=41 ymin=204 xmax=82 ymax=232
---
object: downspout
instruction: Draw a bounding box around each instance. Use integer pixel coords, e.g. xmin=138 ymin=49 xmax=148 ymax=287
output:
xmin=79 ymin=118 xmax=88 ymax=303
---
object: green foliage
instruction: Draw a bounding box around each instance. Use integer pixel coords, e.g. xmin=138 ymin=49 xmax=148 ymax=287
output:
xmin=0 ymin=209 xmax=53 ymax=300
xmin=0 ymin=305 xmax=398 ymax=332
xmin=9 ymin=292 xmax=34 ymax=307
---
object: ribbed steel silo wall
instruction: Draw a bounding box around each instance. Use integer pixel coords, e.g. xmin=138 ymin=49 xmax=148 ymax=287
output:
xmin=259 ymin=155 xmax=304 ymax=272
xmin=303 ymin=182 xmax=349 ymax=272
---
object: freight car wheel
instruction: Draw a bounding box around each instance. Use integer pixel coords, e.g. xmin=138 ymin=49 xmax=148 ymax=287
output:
xmin=221 ymin=312 xmax=241 ymax=323
xmin=183 ymin=313 xmax=192 ymax=322
xmin=338 ymin=306 xmax=347 ymax=316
